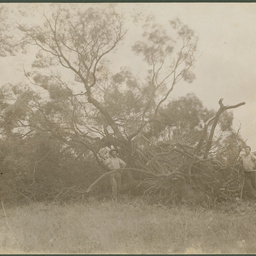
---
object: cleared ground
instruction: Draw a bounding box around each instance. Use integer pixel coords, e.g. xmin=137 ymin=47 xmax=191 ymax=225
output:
xmin=0 ymin=198 xmax=256 ymax=254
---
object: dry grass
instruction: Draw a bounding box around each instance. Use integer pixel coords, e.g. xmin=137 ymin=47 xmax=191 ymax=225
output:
xmin=0 ymin=198 xmax=256 ymax=254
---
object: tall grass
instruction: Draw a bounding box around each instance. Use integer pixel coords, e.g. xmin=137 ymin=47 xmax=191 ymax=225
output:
xmin=0 ymin=198 xmax=256 ymax=253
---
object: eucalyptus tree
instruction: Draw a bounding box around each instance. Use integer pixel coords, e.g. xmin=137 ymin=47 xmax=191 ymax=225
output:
xmin=17 ymin=5 xmax=198 ymax=167
xmin=0 ymin=4 xmax=246 ymax=203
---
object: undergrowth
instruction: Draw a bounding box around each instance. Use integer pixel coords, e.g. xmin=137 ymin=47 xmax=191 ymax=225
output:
xmin=0 ymin=197 xmax=256 ymax=254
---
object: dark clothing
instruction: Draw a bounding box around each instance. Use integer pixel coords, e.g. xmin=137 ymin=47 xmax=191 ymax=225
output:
xmin=241 ymin=153 xmax=256 ymax=199
xmin=244 ymin=171 xmax=256 ymax=198
xmin=110 ymin=171 xmax=122 ymax=200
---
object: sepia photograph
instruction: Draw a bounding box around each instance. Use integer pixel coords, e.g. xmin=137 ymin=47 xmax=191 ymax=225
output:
xmin=0 ymin=2 xmax=256 ymax=254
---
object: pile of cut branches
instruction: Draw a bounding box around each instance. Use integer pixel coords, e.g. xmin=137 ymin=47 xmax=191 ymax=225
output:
xmin=86 ymin=99 xmax=246 ymax=205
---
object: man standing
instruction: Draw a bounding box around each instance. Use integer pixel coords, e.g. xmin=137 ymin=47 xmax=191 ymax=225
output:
xmin=240 ymin=146 xmax=256 ymax=199
xmin=105 ymin=148 xmax=126 ymax=201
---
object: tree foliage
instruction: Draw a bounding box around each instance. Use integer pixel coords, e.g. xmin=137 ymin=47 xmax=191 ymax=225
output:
xmin=0 ymin=4 xmax=247 ymax=205
xmin=17 ymin=6 xmax=198 ymax=147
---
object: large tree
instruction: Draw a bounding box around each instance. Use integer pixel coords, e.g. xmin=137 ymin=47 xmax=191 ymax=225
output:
xmin=17 ymin=5 xmax=197 ymax=159
xmin=0 ymin=4 xmax=246 ymax=204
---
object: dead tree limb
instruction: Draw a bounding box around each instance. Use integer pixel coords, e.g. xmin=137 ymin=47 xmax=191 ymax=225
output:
xmin=203 ymin=99 xmax=245 ymax=159
xmin=85 ymin=168 xmax=164 ymax=193
xmin=195 ymin=116 xmax=215 ymax=153
xmin=85 ymin=168 xmax=179 ymax=193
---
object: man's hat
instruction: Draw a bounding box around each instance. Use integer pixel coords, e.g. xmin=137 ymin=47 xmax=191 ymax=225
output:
xmin=109 ymin=148 xmax=118 ymax=156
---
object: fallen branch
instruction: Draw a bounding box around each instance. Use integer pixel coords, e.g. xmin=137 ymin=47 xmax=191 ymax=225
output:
xmin=146 ymin=148 xmax=194 ymax=166
xmin=204 ymin=100 xmax=245 ymax=159
xmin=86 ymin=167 xmax=169 ymax=193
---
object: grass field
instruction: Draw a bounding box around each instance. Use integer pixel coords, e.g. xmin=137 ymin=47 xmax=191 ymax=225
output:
xmin=0 ymin=198 xmax=256 ymax=254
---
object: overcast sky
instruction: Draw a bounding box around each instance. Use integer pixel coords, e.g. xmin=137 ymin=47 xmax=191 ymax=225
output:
xmin=117 ymin=3 xmax=256 ymax=149
xmin=1 ymin=3 xmax=256 ymax=148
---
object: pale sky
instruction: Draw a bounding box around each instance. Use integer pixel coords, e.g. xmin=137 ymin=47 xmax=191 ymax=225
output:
xmin=116 ymin=3 xmax=256 ymax=149
xmin=0 ymin=3 xmax=256 ymax=148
